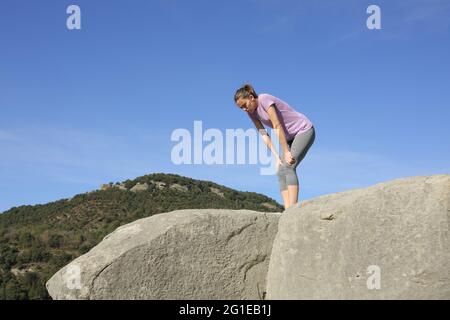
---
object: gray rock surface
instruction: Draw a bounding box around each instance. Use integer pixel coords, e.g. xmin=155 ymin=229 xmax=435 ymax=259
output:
xmin=130 ymin=182 xmax=148 ymax=192
xmin=169 ymin=183 xmax=188 ymax=192
xmin=46 ymin=209 xmax=280 ymax=300
xmin=266 ymin=174 xmax=450 ymax=299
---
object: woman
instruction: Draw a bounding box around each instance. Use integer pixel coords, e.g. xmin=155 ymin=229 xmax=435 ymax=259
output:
xmin=234 ymin=84 xmax=315 ymax=210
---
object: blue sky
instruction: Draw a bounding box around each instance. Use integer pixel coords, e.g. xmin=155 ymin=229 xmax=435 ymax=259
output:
xmin=1 ymin=0 xmax=449 ymax=212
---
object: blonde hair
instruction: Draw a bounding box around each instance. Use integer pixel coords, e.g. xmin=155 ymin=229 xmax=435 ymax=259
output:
xmin=234 ymin=83 xmax=258 ymax=103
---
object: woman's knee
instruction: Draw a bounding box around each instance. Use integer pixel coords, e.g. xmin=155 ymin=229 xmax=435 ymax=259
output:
xmin=277 ymin=164 xmax=286 ymax=180
xmin=283 ymin=165 xmax=298 ymax=183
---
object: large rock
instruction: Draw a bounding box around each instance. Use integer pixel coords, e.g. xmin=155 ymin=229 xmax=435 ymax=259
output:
xmin=46 ymin=209 xmax=280 ymax=300
xmin=266 ymin=174 xmax=450 ymax=299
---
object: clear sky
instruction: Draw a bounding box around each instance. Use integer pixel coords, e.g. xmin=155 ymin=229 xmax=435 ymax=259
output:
xmin=1 ymin=0 xmax=449 ymax=212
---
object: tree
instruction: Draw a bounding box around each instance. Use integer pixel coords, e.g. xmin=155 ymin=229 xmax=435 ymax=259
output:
xmin=19 ymin=231 xmax=34 ymax=247
xmin=48 ymin=233 xmax=63 ymax=248
xmin=4 ymin=278 xmax=27 ymax=300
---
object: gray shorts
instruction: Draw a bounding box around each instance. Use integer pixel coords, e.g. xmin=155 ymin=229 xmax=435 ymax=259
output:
xmin=277 ymin=126 xmax=316 ymax=191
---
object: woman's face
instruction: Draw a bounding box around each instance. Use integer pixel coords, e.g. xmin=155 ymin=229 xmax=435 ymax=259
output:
xmin=236 ymin=95 xmax=258 ymax=113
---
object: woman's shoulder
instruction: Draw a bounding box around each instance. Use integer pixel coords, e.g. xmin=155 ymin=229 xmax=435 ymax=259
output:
xmin=258 ymin=93 xmax=277 ymax=100
xmin=258 ymin=93 xmax=278 ymax=109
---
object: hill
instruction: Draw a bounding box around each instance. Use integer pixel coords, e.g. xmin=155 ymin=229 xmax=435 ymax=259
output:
xmin=0 ymin=173 xmax=282 ymax=299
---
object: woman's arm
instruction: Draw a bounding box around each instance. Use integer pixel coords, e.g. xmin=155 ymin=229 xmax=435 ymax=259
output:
xmin=249 ymin=116 xmax=281 ymax=162
xmin=266 ymin=104 xmax=295 ymax=165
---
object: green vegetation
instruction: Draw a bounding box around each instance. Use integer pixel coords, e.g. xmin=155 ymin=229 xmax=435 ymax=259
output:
xmin=0 ymin=173 xmax=282 ymax=299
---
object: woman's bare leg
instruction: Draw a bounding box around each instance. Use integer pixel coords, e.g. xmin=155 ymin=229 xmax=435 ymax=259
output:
xmin=281 ymin=189 xmax=290 ymax=210
xmin=287 ymin=184 xmax=299 ymax=207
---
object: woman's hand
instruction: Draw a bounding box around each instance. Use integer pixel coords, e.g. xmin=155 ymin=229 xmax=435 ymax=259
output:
xmin=284 ymin=151 xmax=296 ymax=166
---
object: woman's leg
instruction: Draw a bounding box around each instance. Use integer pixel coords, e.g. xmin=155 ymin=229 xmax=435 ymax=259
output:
xmin=283 ymin=126 xmax=316 ymax=206
xmin=287 ymin=185 xmax=299 ymax=207
xmin=277 ymin=157 xmax=292 ymax=210
xmin=280 ymin=189 xmax=291 ymax=209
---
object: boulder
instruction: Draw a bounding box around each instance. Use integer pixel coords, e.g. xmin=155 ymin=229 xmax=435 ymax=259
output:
xmin=210 ymin=187 xmax=225 ymax=198
xmin=169 ymin=183 xmax=189 ymax=192
xmin=150 ymin=180 xmax=166 ymax=189
xmin=130 ymin=182 xmax=148 ymax=192
xmin=266 ymin=174 xmax=450 ymax=299
xmin=46 ymin=209 xmax=280 ymax=300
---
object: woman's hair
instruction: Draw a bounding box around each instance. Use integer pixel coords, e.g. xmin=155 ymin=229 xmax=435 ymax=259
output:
xmin=234 ymin=83 xmax=258 ymax=102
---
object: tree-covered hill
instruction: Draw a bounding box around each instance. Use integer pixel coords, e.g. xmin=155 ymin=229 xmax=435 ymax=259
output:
xmin=0 ymin=172 xmax=282 ymax=299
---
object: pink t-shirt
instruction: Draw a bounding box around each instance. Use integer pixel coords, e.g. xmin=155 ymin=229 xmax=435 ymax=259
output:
xmin=248 ymin=93 xmax=313 ymax=141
